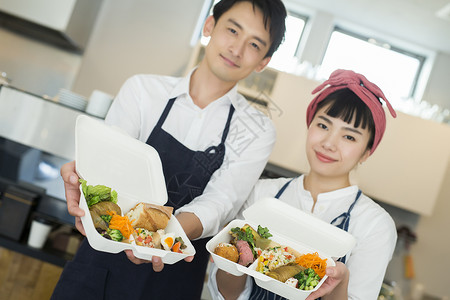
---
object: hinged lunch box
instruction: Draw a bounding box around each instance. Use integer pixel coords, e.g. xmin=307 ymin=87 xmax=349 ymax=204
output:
xmin=206 ymin=197 xmax=356 ymax=299
xmin=75 ymin=115 xmax=195 ymax=264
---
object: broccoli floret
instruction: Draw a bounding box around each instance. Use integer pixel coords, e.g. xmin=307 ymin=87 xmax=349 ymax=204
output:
xmin=106 ymin=228 xmax=123 ymax=242
xmin=293 ymin=268 xmax=320 ymax=290
xmin=100 ymin=215 xmax=112 ymax=223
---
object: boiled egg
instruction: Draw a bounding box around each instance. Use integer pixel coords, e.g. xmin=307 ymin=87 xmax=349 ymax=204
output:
xmin=161 ymin=232 xmax=175 ymax=251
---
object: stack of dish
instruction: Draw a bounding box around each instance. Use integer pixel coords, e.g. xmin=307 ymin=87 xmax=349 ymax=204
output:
xmin=85 ymin=90 xmax=114 ymax=118
xmin=58 ymin=89 xmax=88 ymax=111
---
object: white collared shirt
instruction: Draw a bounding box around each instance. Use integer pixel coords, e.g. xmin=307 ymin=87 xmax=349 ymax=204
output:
xmin=208 ymin=175 xmax=397 ymax=300
xmin=105 ymin=70 xmax=276 ymax=238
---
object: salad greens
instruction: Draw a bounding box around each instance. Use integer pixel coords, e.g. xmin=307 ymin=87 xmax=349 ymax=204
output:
xmin=257 ymin=225 xmax=272 ymax=239
xmin=230 ymin=224 xmax=273 ymax=258
xmin=231 ymin=226 xmax=256 ymax=247
xmin=80 ymin=179 xmax=118 ymax=208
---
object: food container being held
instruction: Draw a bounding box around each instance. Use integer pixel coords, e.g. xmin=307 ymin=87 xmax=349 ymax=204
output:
xmin=75 ymin=115 xmax=195 ymax=264
xmin=206 ymin=197 xmax=357 ymax=300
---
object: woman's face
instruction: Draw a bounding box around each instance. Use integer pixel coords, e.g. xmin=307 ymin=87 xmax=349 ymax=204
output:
xmin=306 ymin=105 xmax=371 ymax=179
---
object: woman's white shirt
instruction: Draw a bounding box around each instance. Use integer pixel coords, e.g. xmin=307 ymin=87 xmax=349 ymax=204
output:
xmin=105 ymin=71 xmax=276 ymax=238
xmin=208 ymin=175 xmax=397 ymax=299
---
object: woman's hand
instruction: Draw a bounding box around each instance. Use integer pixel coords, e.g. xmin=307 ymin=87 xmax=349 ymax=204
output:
xmin=306 ymin=262 xmax=349 ymax=300
xmin=61 ymin=160 xmax=86 ymax=235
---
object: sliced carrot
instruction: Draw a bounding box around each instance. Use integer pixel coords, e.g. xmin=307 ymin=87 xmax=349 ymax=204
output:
xmin=108 ymin=212 xmax=134 ymax=239
xmin=172 ymin=241 xmax=182 ymax=253
xmin=295 ymin=252 xmax=327 ymax=278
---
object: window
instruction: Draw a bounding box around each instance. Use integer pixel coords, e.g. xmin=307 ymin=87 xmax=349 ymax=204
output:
xmin=267 ymin=13 xmax=306 ymax=71
xmin=317 ymin=28 xmax=425 ymax=100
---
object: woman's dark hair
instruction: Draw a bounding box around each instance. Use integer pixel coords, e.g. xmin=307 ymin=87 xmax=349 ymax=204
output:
xmin=212 ymin=0 xmax=287 ymax=57
xmin=315 ymin=88 xmax=377 ymax=150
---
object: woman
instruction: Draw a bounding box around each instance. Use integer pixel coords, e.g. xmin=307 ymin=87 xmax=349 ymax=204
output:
xmin=209 ymin=69 xmax=398 ymax=300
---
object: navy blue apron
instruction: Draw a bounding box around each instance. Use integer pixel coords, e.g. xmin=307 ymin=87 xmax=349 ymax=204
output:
xmin=248 ymin=178 xmax=361 ymax=300
xmin=52 ymin=97 xmax=235 ymax=300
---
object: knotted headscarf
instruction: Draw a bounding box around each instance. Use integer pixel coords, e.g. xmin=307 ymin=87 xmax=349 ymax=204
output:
xmin=306 ymin=69 xmax=397 ymax=154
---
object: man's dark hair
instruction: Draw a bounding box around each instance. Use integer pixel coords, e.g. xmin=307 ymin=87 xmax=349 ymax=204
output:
xmin=212 ymin=0 xmax=287 ymax=57
xmin=315 ymin=88 xmax=377 ymax=150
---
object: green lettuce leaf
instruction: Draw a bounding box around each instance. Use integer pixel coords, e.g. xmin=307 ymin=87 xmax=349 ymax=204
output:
xmin=79 ymin=179 xmax=118 ymax=208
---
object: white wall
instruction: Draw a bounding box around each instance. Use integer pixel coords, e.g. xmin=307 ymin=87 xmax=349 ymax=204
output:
xmin=72 ymin=0 xmax=205 ymax=98
xmin=422 ymin=52 xmax=450 ymax=109
xmin=410 ymin=159 xmax=450 ymax=297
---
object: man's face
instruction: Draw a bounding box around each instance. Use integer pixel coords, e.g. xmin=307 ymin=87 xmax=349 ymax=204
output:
xmin=202 ymin=1 xmax=271 ymax=83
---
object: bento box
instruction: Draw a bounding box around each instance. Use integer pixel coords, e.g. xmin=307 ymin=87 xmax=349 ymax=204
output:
xmin=206 ymin=197 xmax=356 ymax=299
xmin=75 ymin=115 xmax=195 ymax=264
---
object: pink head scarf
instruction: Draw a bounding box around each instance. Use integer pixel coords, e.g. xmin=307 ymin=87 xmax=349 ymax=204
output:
xmin=306 ymin=69 xmax=397 ymax=154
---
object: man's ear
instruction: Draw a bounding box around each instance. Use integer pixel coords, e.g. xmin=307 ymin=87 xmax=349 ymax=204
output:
xmin=203 ymin=15 xmax=215 ymax=38
xmin=254 ymin=56 xmax=271 ymax=73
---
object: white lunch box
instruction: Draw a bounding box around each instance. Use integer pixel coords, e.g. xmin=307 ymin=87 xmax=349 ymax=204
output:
xmin=75 ymin=115 xmax=195 ymax=264
xmin=206 ymin=197 xmax=356 ymax=299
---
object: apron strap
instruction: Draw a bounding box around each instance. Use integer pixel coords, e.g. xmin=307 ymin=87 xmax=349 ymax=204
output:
xmin=274 ymin=178 xmax=295 ymax=199
xmin=330 ymin=189 xmax=362 ymax=264
xmin=154 ymin=97 xmax=177 ymax=129
xmin=201 ymin=105 xmax=235 ymax=156
xmin=330 ymin=190 xmax=361 ymax=231
xmin=220 ymin=105 xmax=235 ymax=144
xmin=156 ymin=98 xmax=235 ymax=146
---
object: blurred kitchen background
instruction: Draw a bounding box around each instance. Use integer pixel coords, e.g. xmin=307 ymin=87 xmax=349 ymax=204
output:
xmin=0 ymin=0 xmax=449 ymax=299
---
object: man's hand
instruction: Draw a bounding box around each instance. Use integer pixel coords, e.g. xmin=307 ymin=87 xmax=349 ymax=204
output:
xmin=306 ymin=262 xmax=349 ymax=300
xmin=125 ymin=212 xmax=200 ymax=271
xmin=63 ymin=162 xmax=199 ymax=271
xmin=124 ymin=250 xmax=194 ymax=271
xmin=61 ymin=160 xmax=85 ymax=235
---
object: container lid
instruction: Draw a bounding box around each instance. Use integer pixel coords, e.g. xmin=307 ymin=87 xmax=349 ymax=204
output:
xmin=75 ymin=115 xmax=167 ymax=206
xmin=243 ymin=197 xmax=356 ymax=258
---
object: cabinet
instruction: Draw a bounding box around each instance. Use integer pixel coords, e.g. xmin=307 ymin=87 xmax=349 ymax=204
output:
xmin=352 ymin=111 xmax=450 ymax=216
xmin=266 ymin=72 xmax=319 ymax=175
xmin=0 ymin=0 xmax=103 ymax=51
xmin=267 ymin=71 xmax=450 ymax=216
xmin=0 ymin=85 xmax=100 ymax=161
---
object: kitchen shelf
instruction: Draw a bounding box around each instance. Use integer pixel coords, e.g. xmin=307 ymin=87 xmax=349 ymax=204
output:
xmin=262 ymin=162 xmax=301 ymax=179
xmin=0 ymin=177 xmax=79 ymax=267
xmin=0 ymin=234 xmax=73 ymax=267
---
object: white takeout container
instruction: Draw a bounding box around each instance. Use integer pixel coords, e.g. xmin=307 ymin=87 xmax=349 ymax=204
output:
xmin=206 ymin=197 xmax=356 ymax=300
xmin=75 ymin=115 xmax=195 ymax=264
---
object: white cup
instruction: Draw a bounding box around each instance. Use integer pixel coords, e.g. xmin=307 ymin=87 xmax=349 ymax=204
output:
xmin=27 ymin=217 xmax=53 ymax=249
xmin=86 ymin=90 xmax=114 ymax=118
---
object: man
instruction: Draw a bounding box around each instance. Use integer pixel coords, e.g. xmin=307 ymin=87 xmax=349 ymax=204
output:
xmin=52 ymin=1 xmax=287 ymax=299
